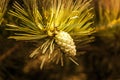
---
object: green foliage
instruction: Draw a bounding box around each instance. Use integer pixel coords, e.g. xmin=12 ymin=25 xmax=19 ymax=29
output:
xmin=98 ymin=0 xmax=120 ymax=27
xmin=95 ymin=0 xmax=120 ymax=55
xmin=6 ymin=0 xmax=95 ymax=69
xmin=96 ymin=0 xmax=120 ymax=48
xmin=0 ymin=0 xmax=9 ymax=25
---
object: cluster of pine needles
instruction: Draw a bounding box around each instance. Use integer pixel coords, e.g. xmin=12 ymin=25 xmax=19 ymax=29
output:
xmin=0 ymin=0 xmax=95 ymax=69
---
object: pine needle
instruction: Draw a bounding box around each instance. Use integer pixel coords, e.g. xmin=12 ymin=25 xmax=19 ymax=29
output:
xmin=69 ymin=57 xmax=79 ymax=66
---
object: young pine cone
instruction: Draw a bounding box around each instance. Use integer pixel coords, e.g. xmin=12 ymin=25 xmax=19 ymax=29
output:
xmin=55 ymin=31 xmax=76 ymax=56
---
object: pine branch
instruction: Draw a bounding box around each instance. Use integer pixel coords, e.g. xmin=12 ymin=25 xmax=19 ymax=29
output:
xmin=6 ymin=0 xmax=95 ymax=69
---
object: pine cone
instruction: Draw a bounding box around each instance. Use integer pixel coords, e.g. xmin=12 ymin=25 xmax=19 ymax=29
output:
xmin=55 ymin=31 xmax=76 ymax=56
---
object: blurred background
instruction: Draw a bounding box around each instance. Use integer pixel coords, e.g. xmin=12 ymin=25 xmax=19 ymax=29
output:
xmin=0 ymin=0 xmax=120 ymax=80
